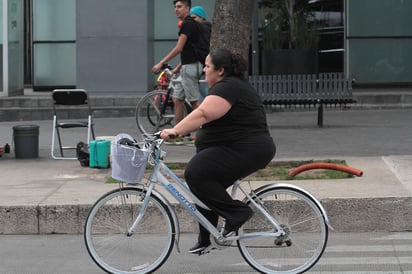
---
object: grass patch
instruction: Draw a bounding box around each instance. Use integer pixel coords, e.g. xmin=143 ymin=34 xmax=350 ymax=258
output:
xmin=106 ymin=159 xmax=353 ymax=184
xmin=247 ymin=159 xmax=352 ymax=181
xmin=106 ymin=177 xmax=121 ymax=184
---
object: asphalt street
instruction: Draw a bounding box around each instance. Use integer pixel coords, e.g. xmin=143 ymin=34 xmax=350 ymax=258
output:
xmin=0 ymin=232 xmax=411 ymax=273
xmin=2 ymin=108 xmax=412 ymax=159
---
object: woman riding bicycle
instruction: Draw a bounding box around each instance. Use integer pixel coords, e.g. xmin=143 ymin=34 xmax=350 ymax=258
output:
xmin=161 ymin=48 xmax=276 ymax=254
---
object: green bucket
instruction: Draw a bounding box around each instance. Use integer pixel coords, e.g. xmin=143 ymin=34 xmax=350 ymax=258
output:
xmin=89 ymin=140 xmax=110 ymax=168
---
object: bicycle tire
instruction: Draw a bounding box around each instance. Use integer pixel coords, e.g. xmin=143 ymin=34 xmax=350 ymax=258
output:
xmin=84 ymin=187 xmax=175 ymax=274
xmin=135 ymin=90 xmax=175 ymax=135
xmin=238 ymin=185 xmax=328 ymax=274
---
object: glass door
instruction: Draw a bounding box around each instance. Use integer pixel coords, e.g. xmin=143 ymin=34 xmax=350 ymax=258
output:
xmin=0 ymin=2 xmax=3 ymax=93
xmin=32 ymin=0 xmax=75 ymax=91
xmin=0 ymin=0 xmax=24 ymax=96
xmin=8 ymin=0 xmax=24 ymax=95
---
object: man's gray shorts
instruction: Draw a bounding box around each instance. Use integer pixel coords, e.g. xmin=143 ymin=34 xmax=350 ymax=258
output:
xmin=172 ymin=62 xmax=202 ymax=103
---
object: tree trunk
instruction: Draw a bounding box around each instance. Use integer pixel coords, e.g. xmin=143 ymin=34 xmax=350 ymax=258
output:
xmin=211 ymin=0 xmax=254 ymax=65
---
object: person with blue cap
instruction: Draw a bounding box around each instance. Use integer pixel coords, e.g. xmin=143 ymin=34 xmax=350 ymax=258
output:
xmin=190 ymin=6 xmax=211 ymax=100
xmin=190 ymin=6 xmax=206 ymax=22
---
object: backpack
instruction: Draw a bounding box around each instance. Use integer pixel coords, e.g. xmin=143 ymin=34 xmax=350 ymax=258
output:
xmin=76 ymin=141 xmax=89 ymax=167
xmin=188 ymin=18 xmax=211 ymax=66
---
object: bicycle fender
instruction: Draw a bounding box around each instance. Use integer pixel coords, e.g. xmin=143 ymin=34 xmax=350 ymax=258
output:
xmin=251 ymin=183 xmax=334 ymax=231
xmin=134 ymin=185 xmax=182 ymax=252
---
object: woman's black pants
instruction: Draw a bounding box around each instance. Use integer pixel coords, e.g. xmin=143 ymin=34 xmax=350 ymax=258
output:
xmin=184 ymin=135 xmax=276 ymax=244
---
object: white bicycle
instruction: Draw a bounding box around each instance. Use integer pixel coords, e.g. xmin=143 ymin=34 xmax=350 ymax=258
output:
xmin=84 ymin=133 xmax=332 ymax=273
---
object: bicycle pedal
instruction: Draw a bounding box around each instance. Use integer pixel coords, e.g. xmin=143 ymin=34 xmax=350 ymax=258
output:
xmin=211 ymin=237 xmax=233 ymax=250
xmin=198 ymin=246 xmax=215 ymax=256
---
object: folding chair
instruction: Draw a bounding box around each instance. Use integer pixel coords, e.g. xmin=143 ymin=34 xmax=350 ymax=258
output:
xmin=51 ymin=89 xmax=95 ymax=159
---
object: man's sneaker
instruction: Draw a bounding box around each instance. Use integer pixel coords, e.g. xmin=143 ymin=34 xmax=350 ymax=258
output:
xmin=188 ymin=242 xmax=212 ymax=254
xmin=174 ymin=137 xmax=184 ymax=145
xmin=164 ymin=139 xmax=174 ymax=145
xmin=184 ymin=136 xmax=195 ymax=146
xmin=164 ymin=137 xmax=184 ymax=145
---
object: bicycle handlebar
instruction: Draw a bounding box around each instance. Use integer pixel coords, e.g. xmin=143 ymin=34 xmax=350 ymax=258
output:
xmin=154 ymin=64 xmax=174 ymax=75
xmin=143 ymin=131 xmax=174 ymax=143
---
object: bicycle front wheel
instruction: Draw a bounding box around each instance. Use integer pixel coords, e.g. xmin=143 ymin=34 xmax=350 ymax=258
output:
xmin=135 ymin=90 xmax=175 ymax=135
xmin=84 ymin=187 xmax=175 ymax=274
xmin=238 ymin=185 xmax=328 ymax=274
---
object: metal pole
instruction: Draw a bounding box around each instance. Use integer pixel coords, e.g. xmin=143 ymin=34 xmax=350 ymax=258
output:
xmin=2 ymin=0 xmax=9 ymax=95
xmin=251 ymin=0 xmax=259 ymax=75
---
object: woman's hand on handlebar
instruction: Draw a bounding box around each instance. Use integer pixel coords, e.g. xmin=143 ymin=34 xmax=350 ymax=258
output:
xmin=160 ymin=128 xmax=178 ymax=140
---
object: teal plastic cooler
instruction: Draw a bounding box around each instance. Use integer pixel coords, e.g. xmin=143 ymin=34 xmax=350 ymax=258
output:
xmin=89 ymin=140 xmax=110 ymax=168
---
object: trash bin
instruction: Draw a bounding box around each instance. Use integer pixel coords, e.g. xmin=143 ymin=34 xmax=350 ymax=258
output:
xmin=13 ymin=125 xmax=40 ymax=159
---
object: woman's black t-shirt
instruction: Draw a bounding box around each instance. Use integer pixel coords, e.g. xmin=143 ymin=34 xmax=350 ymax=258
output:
xmin=196 ymin=76 xmax=270 ymax=147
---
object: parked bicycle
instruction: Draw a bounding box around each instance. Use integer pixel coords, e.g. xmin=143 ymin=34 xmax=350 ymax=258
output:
xmin=84 ymin=132 xmax=332 ymax=274
xmin=135 ymin=64 xmax=205 ymax=135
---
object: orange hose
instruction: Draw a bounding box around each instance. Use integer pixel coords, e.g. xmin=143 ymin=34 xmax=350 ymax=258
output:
xmin=288 ymin=162 xmax=363 ymax=177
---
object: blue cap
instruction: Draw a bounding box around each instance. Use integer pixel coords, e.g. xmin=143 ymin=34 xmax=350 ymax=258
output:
xmin=190 ymin=6 xmax=206 ymax=19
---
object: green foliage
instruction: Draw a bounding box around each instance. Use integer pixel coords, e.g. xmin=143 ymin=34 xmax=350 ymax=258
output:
xmin=292 ymin=169 xmax=353 ymax=181
xmin=106 ymin=177 xmax=121 ymax=184
xmin=106 ymin=159 xmax=353 ymax=184
xmin=262 ymin=19 xmax=284 ymax=50
xmin=260 ymin=0 xmax=319 ymax=50
xmin=166 ymin=162 xmax=185 ymax=169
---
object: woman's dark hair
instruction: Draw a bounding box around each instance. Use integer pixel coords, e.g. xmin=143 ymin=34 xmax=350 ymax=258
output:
xmin=209 ymin=49 xmax=247 ymax=80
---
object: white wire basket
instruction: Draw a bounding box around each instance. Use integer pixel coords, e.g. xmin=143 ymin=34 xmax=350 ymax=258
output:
xmin=111 ymin=134 xmax=150 ymax=184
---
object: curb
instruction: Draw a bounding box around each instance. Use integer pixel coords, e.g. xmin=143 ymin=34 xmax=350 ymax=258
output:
xmin=2 ymin=197 xmax=411 ymax=234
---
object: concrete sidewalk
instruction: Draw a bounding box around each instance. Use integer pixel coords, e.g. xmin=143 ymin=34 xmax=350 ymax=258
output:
xmin=0 ymin=108 xmax=412 ymax=234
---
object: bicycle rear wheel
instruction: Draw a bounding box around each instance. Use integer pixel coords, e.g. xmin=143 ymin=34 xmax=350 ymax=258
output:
xmin=238 ymin=185 xmax=328 ymax=274
xmin=135 ymin=90 xmax=175 ymax=135
xmin=84 ymin=187 xmax=175 ymax=274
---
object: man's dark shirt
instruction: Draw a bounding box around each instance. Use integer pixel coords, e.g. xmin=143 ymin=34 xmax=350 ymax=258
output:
xmin=178 ymin=16 xmax=198 ymax=65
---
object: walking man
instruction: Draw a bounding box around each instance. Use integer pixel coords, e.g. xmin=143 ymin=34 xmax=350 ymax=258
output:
xmin=152 ymin=0 xmax=202 ymax=129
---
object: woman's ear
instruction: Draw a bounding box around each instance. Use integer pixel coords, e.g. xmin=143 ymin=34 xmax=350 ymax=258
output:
xmin=218 ymin=67 xmax=225 ymax=77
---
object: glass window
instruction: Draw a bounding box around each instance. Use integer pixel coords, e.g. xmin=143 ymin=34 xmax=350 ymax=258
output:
xmin=33 ymin=43 xmax=75 ymax=86
xmin=33 ymin=0 xmax=75 ymax=41
xmin=259 ymin=0 xmax=344 ymax=73
xmin=0 ymin=2 xmax=3 ymax=92
xmin=347 ymin=38 xmax=412 ymax=84
xmin=32 ymin=0 xmax=76 ymax=89
xmin=8 ymin=0 xmax=24 ymax=94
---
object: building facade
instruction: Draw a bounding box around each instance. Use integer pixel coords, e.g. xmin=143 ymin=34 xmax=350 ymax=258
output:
xmin=0 ymin=0 xmax=410 ymax=97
